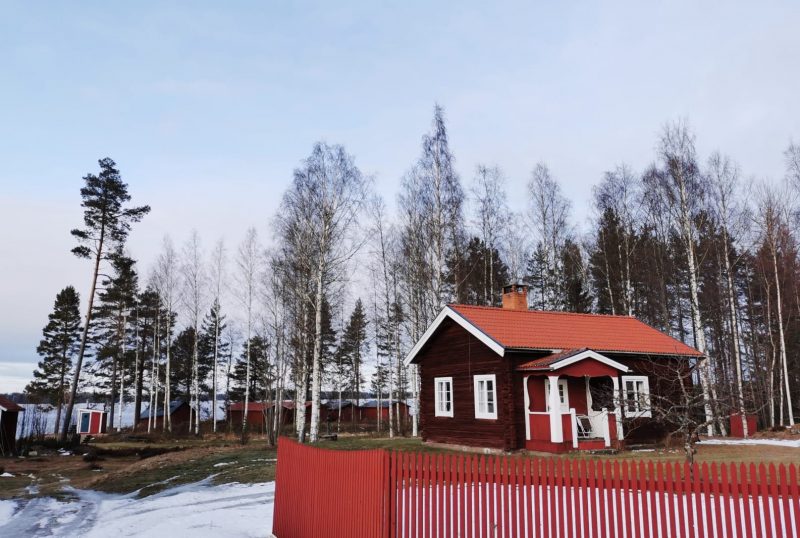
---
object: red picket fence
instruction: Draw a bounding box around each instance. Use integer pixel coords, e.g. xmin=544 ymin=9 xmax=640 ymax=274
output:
xmin=272 ymin=437 xmax=800 ymax=537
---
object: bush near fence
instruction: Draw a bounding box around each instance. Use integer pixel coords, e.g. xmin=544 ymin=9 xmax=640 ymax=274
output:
xmin=273 ymin=437 xmax=800 ymax=538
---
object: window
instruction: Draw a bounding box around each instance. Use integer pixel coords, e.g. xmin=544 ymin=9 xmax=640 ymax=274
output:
xmin=434 ymin=377 xmax=453 ymax=417
xmin=622 ymin=375 xmax=651 ymax=418
xmin=544 ymin=378 xmax=570 ymax=412
xmin=473 ymin=374 xmax=497 ymax=419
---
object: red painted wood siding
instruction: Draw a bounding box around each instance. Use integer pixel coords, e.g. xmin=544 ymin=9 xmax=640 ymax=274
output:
xmin=418 ymin=319 xmax=516 ymax=450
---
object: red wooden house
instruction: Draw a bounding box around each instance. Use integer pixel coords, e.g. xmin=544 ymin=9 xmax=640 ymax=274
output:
xmin=137 ymin=400 xmax=191 ymax=431
xmin=0 ymin=396 xmax=23 ymax=456
xmin=405 ymin=284 xmax=702 ymax=453
xmin=359 ymin=400 xmax=410 ymax=421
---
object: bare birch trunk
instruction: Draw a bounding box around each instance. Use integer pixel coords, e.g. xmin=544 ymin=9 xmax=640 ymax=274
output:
xmin=772 ymin=249 xmax=795 ymax=425
xmin=308 ymin=267 xmax=324 ymax=443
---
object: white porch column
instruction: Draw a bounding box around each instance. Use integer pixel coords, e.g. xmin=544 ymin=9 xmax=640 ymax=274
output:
xmin=523 ymin=375 xmax=531 ymax=441
xmin=548 ymin=375 xmax=563 ymax=443
xmin=611 ymin=376 xmax=624 ymax=441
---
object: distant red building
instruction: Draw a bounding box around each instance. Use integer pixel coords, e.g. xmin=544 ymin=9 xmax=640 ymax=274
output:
xmin=229 ymin=401 xmax=299 ymax=433
xmin=0 ymin=396 xmax=23 ymax=456
xmin=137 ymin=401 xmax=191 ymax=431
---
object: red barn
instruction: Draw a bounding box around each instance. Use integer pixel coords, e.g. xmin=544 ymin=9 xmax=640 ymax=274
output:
xmin=77 ymin=409 xmax=107 ymax=435
xmin=229 ymin=401 xmax=300 ymax=432
xmin=359 ymin=400 xmax=410 ymax=421
xmin=405 ymin=284 xmax=702 ymax=453
xmin=0 ymin=396 xmax=23 ymax=456
xmin=137 ymin=401 xmax=191 ymax=431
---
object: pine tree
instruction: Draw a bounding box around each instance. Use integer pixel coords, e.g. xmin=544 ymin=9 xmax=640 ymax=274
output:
xmin=199 ymin=300 xmax=229 ymax=415
xmin=229 ymin=336 xmax=271 ymax=403
xmin=336 ymin=299 xmax=369 ymax=427
xmin=62 ymin=158 xmax=150 ymax=440
xmin=451 ymin=237 xmax=510 ymax=306
xmin=26 ymin=286 xmax=82 ymax=435
xmin=525 ymin=244 xmax=549 ymax=310
xmin=91 ymin=253 xmax=139 ymax=429
xmin=560 ymin=240 xmax=593 ymax=313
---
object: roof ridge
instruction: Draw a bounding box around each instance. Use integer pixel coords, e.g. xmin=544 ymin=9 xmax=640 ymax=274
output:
xmin=449 ymin=304 xmax=635 ymax=319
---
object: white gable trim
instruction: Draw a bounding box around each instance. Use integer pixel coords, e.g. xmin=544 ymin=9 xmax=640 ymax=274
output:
xmin=548 ymin=349 xmax=630 ymax=373
xmin=403 ymin=306 xmax=505 ymax=366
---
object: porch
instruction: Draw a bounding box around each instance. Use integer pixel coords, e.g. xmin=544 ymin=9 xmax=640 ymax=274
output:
xmin=519 ymin=349 xmax=627 ymax=453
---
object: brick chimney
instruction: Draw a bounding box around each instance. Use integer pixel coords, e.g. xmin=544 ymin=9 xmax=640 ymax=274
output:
xmin=502 ymin=284 xmax=529 ymax=310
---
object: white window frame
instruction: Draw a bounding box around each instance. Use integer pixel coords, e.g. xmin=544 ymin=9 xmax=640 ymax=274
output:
xmin=473 ymin=374 xmax=498 ymax=420
xmin=544 ymin=378 xmax=570 ymax=412
xmin=621 ymin=375 xmax=651 ymax=418
xmin=434 ymin=376 xmax=454 ymax=417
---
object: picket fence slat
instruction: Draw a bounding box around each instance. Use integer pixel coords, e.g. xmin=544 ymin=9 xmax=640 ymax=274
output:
xmin=272 ymin=437 xmax=800 ymax=538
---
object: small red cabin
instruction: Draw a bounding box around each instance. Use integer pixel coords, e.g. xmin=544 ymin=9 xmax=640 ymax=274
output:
xmin=137 ymin=401 xmax=191 ymax=431
xmin=77 ymin=408 xmax=107 ymax=435
xmin=229 ymin=401 xmax=301 ymax=432
xmin=359 ymin=400 xmax=410 ymax=421
xmin=0 ymin=396 xmax=23 ymax=456
xmin=406 ymin=284 xmax=703 ymax=453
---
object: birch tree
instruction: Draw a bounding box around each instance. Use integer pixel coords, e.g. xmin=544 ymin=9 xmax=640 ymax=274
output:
xmin=471 ymin=165 xmax=509 ymax=305
xmin=181 ymin=231 xmax=206 ymax=435
xmin=207 ymin=239 xmax=226 ymax=431
xmin=591 ymin=164 xmax=642 ymax=316
xmin=154 ymin=237 xmax=179 ymax=432
xmin=707 ymin=152 xmax=751 ymax=435
xmin=755 ymin=183 xmax=796 ymax=426
xmin=235 ymin=227 xmax=260 ymax=441
xmin=276 ymin=142 xmax=369 ymax=443
xmin=644 ymin=121 xmax=716 ymax=434
xmin=526 ymin=163 xmax=572 ymax=310
xmin=61 ymin=158 xmax=150 ymax=440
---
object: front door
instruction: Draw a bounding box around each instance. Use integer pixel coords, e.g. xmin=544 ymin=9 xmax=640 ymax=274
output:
xmin=544 ymin=378 xmax=569 ymax=412
xmin=79 ymin=412 xmax=90 ymax=433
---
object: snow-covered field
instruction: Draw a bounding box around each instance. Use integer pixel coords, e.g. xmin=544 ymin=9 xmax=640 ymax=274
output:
xmin=0 ymin=479 xmax=274 ymax=538
xmin=698 ymin=437 xmax=800 ymax=448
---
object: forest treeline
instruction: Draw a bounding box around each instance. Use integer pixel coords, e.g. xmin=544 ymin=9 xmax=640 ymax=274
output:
xmin=25 ymin=105 xmax=800 ymax=443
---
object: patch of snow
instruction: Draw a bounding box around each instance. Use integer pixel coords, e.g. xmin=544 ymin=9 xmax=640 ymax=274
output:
xmin=0 ymin=500 xmax=14 ymax=521
xmin=699 ymin=438 xmax=800 ymax=448
xmin=0 ymin=480 xmax=275 ymax=538
xmin=213 ymin=462 xmax=234 ymax=467
xmin=0 ymin=472 xmax=14 ymax=477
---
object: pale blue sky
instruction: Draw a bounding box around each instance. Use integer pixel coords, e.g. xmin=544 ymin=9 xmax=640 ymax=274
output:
xmin=1 ymin=1 xmax=798 ymax=392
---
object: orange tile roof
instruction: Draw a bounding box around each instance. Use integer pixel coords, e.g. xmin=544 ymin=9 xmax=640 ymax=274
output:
xmin=517 ymin=348 xmax=588 ymax=370
xmin=449 ymin=305 xmax=702 ymax=357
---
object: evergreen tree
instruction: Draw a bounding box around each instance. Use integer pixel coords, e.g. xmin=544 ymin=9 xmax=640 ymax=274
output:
xmin=26 ymin=286 xmax=82 ymax=435
xmin=62 ymin=157 xmax=150 ymax=440
xmin=451 ymin=237 xmax=510 ymax=306
xmin=199 ymin=300 xmax=229 ymax=403
xmin=525 ymin=244 xmax=549 ymax=310
xmin=336 ymin=299 xmax=369 ymax=417
xmin=91 ymin=253 xmax=139 ymax=429
xmin=170 ymin=327 xmax=196 ymax=403
xmin=229 ymin=335 xmax=271 ymax=402
xmin=560 ymin=240 xmax=593 ymax=313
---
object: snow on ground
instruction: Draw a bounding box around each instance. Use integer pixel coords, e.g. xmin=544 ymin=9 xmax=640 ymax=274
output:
xmin=699 ymin=438 xmax=800 ymax=448
xmin=0 ymin=480 xmax=274 ymax=538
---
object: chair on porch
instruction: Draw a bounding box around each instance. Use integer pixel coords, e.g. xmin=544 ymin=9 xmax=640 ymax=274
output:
xmin=575 ymin=414 xmax=594 ymax=439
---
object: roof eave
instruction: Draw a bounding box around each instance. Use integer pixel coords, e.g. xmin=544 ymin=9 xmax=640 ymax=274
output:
xmin=403 ymin=306 xmax=505 ymax=366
